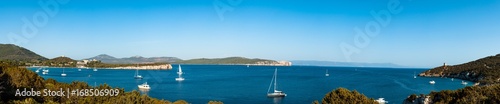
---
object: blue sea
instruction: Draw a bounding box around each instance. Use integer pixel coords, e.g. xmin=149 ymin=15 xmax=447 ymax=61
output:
xmin=29 ymin=65 xmax=471 ymax=104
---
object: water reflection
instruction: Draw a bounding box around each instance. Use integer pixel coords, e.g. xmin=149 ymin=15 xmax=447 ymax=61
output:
xmin=269 ymin=97 xmax=284 ymax=104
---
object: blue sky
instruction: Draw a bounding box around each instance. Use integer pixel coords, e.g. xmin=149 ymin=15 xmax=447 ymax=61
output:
xmin=1 ymin=0 xmax=499 ymax=67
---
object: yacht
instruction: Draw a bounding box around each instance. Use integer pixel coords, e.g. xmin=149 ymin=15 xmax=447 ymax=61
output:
xmin=429 ymin=80 xmax=436 ymax=84
xmin=267 ymin=68 xmax=287 ymax=97
xmin=35 ymin=68 xmax=41 ymax=73
xmin=138 ymin=82 xmax=151 ymax=90
xmin=461 ymin=81 xmax=468 ymax=85
xmin=175 ymin=65 xmax=185 ymax=81
xmin=413 ymin=72 xmax=417 ymax=78
xmin=42 ymin=69 xmax=49 ymax=72
xmin=375 ymin=98 xmax=388 ymax=104
xmin=325 ymin=69 xmax=329 ymax=77
xmin=134 ymin=69 xmax=143 ymax=79
xmin=61 ymin=68 xmax=67 ymax=77
xmin=42 ymin=71 xmax=48 ymax=75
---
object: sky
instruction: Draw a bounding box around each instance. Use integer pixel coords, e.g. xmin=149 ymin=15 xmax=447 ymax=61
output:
xmin=1 ymin=0 xmax=499 ymax=67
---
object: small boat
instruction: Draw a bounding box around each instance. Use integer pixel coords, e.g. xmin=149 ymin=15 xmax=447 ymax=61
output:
xmin=429 ymin=80 xmax=436 ymax=84
xmin=325 ymin=69 xmax=329 ymax=77
xmin=138 ymin=82 xmax=151 ymax=90
xmin=267 ymin=68 xmax=287 ymax=97
xmin=461 ymin=81 xmax=468 ymax=85
xmin=61 ymin=68 xmax=67 ymax=77
xmin=134 ymin=69 xmax=143 ymax=79
xmin=42 ymin=71 xmax=48 ymax=75
xmin=451 ymin=78 xmax=454 ymax=81
xmin=375 ymin=98 xmax=388 ymax=104
xmin=93 ymin=68 xmax=98 ymax=71
xmin=247 ymin=64 xmax=250 ymax=68
xmin=175 ymin=65 xmax=185 ymax=81
xmin=177 ymin=65 xmax=183 ymax=75
xmin=413 ymin=72 xmax=417 ymax=78
xmin=78 ymin=69 xmax=81 ymax=71
xmin=42 ymin=69 xmax=49 ymax=72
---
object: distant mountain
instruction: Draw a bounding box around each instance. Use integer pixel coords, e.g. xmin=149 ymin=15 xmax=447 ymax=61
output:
xmin=0 ymin=44 xmax=47 ymax=61
xmin=85 ymin=54 xmax=181 ymax=64
xmin=175 ymin=57 xmax=282 ymax=65
xmin=291 ymin=60 xmax=405 ymax=68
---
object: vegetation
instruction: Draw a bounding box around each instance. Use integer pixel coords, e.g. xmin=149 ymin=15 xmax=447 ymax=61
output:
xmin=86 ymin=60 xmax=170 ymax=68
xmin=0 ymin=44 xmax=47 ymax=61
xmin=0 ymin=61 xmax=206 ymax=103
xmin=86 ymin=54 xmax=181 ymax=64
xmin=313 ymin=88 xmax=378 ymax=104
xmin=421 ymin=54 xmax=500 ymax=85
xmin=404 ymin=84 xmax=500 ymax=104
xmin=175 ymin=57 xmax=277 ymax=65
xmin=406 ymin=53 xmax=500 ymax=104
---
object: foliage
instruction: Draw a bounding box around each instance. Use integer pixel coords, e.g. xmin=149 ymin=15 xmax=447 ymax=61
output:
xmin=318 ymin=87 xmax=378 ymax=104
xmin=0 ymin=44 xmax=47 ymax=61
xmin=0 ymin=62 xmax=185 ymax=103
xmin=422 ymin=54 xmax=500 ymax=85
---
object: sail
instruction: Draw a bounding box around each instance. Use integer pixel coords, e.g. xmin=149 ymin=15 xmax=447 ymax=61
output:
xmin=177 ymin=64 xmax=183 ymax=75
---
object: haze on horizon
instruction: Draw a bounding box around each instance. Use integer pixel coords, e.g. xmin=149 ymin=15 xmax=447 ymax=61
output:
xmin=1 ymin=0 xmax=499 ymax=68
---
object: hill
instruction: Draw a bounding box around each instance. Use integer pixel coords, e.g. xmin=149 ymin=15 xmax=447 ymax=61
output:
xmin=419 ymin=54 xmax=500 ymax=85
xmin=291 ymin=60 xmax=404 ymax=68
xmin=175 ymin=57 xmax=286 ymax=65
xmin=85 ymin=54 xmax=181 ymax=64
xmin=0 ymin=44 xmax=47 ymax=61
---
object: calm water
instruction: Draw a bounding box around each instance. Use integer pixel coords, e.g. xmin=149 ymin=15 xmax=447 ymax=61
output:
xmin=29 ymin=65 xmax=471 ymax=104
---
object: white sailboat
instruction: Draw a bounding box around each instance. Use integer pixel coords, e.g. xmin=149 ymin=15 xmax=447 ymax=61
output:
xmin=61 ymin=68 xmax=67 ymax=77
xmin=325 ymin=69 xmax=329 ymax=77
xmin=413 ymin=72 xmax=417 ymax=79
xmin=267 ymin=68 xmax=286 ymax=97
xmin=134 ymin=69 xmax=143 ymax=79
xmin=138 ymin=82 xmax=151 ymax=90
xmin=175 ymin=65 xmax=185 ymax=81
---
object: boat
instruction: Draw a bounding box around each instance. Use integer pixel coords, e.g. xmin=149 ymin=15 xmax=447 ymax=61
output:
xmin=461 ymin=81 xmax=468 ymax=85
xmin=413 ymin=71 xmax=417 ymax=78
xmin=93 ymin=68 xmax=98 ymax=71
xmin=175 ymin=65 xmax=185 ymax=81
xmin=451 ymin=78 xmax=454 ymax=81
xmin=42 ymin=71 xmax=48 ymax=75
xmin=138 ymin=82 xmax=151 ymax=90
xmin=134 ymin=69 xmax=143 ymax=79
xmin=78 ymin=69 xmax=81 ymax=71
xmin=177 ymin=65 xmax=183 ymax=75
xmin=429 ymin=80 xmax=436 ymax=84
xmin=267 ymin=68 xmax=287 ymax=97
xmin=61 ymin=68 xmax=67 ymax=77
xmin=42 ymin=69 xmax=49 ymax=72
xmin=325 ymin=69 xmax=329 ymax=77
xmin=375 ymin=98 xmax=388 ymax=104
xmin=247 ymin=64 xmax=250 ymax=68
xmin=35 ymin=68 xmax=41 ymax=73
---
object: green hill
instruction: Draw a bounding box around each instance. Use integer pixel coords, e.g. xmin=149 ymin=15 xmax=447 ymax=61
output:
xmin=0 ymin=44 xmax=47 ymax=61
xmin=175 ymin=57 xmax=277 ymax=65
xmin=419 ymin=54 xmax=500 ymax=85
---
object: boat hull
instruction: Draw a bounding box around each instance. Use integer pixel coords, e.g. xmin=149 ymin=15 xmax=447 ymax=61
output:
xmin=267 ymin=93 xmax=286 ymax=97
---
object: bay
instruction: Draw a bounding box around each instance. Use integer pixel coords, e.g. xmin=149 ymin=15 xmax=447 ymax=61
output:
xmin=29 ymin=65 xmax=470 ymax=104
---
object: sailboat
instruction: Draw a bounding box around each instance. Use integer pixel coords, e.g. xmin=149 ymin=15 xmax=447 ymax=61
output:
xmin=35 ymin=68 xmax=41 ymax=73
xmin=413 ymin=72 xmax=417 ymax=78
xmin=175 ymin=65 xmax=185 ymax=81
xmin=61 ymin=68 xmax=67 ymax=77
xmin=267 ymin=68 xmax=286 ymax=97
xmin=134 ymin=69 xmax=143 ymax=79
xmin=93 ymin=67 xmax=98 ymax=71
xmin=325 ymin=69 xmax=329 ymax=77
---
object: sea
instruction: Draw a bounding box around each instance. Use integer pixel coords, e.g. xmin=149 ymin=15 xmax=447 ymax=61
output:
xmin=28 ymin=65 xmax=471 ymax=104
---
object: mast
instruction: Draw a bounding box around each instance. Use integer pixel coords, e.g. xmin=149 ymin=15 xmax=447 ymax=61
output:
xmin=274 ymin=68 xmax=277 ymax=91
